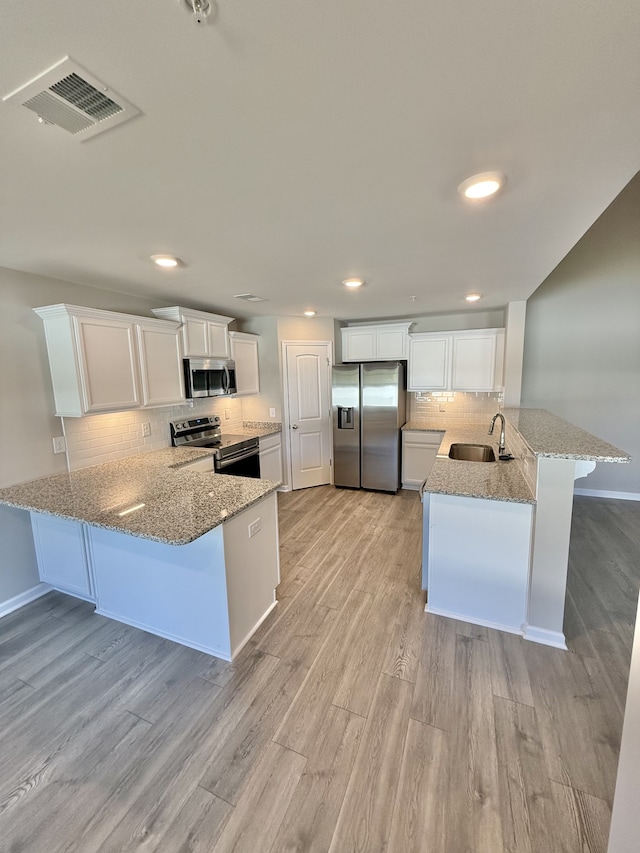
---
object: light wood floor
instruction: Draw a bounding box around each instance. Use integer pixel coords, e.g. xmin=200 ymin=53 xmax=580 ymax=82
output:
xmin=1 ymin=489 xmax=638 ymax=852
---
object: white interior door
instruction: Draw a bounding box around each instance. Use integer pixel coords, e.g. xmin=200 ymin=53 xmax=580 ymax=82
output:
xmin=284 ymin=343 xmax=332 ymax=490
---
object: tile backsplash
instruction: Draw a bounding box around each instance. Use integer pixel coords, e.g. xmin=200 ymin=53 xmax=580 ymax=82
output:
xmin=63 ymin=398 xmax=244 ymax=471
xmin=408 ymin=391 xmax=504 ymax=425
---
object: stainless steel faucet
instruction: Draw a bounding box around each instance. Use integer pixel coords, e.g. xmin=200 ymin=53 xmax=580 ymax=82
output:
xmin=488 ymin=412 xmax=506 ymax=455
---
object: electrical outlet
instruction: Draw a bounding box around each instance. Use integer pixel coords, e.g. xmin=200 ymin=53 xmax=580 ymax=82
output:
xmin=269 ymin=407 xmax=276 ymax=418
xmin=248 ymin=518 xmax=262 ymax=538
xmin=439 ymin=404 xmax=446 ymax=412
xmin=52 ymin=436 xmax=66 ymax=454
xmin=142 ymin=422 xmax=151 ymax=437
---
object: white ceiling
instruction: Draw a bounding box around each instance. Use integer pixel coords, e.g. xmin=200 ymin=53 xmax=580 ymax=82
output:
xmin=1 ymin=0 xmax=639 ymax=321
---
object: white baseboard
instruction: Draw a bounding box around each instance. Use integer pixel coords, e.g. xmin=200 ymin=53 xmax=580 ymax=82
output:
xmin=0 ymin=582 xmax=52 ymax=619
xmin=522 ymin=624 xmax=568 ymax=650
xmin=574 ymin=488 xmax=640 ymax=501
xmin=94 ymin=606 xmax=232 ymax=661
xmin=231 ymin=599 xmax=278 ymax=659
xmin=425 ymin=604 xmax=523 ymax=637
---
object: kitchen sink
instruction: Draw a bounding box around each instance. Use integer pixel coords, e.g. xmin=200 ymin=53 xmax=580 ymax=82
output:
xmin=448 ymin=443 xmax=496 ymax=462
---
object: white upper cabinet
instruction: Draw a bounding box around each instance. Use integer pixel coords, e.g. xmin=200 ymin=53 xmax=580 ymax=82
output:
xmin=450 ymin=331 xmax=498 ymax=391
xmin=408 ymin=335 xmax=450 ymax=390
xmin=152 ymin=306 xmax=234 ymax=358
xmin=34 ymin=304 xmax=185 ymax=417
xmin=136 ymin=321 xmax=186 ymax=406
xmin=408 ymin=328 xmax=505 ymax=392
xmin=341 ymin=323 xmax=412 ymax=362
xmin=229 ymin=331 xmax=260 ymax=396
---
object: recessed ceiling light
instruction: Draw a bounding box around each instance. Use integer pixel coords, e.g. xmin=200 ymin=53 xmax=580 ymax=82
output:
xmin=458 ymin=171 xmax=507 ymax=200
xmin=343 ymin=278 xmax=365 ymax=288
xmin=465 ymin=293 xmax=482 ymax=302
xmin=303 ymin=310 xmax=317 ymax=317
xmin=150 ymin=254 xmax=182 ymax=268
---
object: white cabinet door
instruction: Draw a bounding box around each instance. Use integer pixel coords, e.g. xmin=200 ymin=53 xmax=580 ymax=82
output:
xmin=31 ymin=513 xmax=95 ymax=601
xmin=377 ymin=326 xmax=408 ymax=359
xmin=259 ymin=434 xmax=282 ymax=482
xmin=451 ymin=332 xmax=496 ymax=391
xmin=137 ymin=323 xmax=186 ymax=406
xmin=342 ymin=327 xmax=377 ymax=361
xmin=75 ymin=315 xmax=140 ymax=412
xmin=208 ymin=321 xmax=231 ymax=358
xmin=342 ymin=323 xmax=411 ymax=362
xmin=152 ymin=307 xmax=233 ymax=358
xmin=182 ymin=315 xmax=210 ymax=357
xmin=230 ymin=332 xmax=260 ymax=395
xmin=402 ymin=431 xmax=444 ymax=489
xmin=408 ymin=335 xmax=450 ymax=390
xmin=408 ymin=329 xmax=504 ymax=391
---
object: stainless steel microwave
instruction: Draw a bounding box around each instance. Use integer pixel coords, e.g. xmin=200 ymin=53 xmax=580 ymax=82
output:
xmin=183 ymin=358 xmax=237 ymax=398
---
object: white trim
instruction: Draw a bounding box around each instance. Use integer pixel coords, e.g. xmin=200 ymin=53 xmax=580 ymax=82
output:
xmin=424 ymin=603 xmax=523 ymax=637
xmin=522 ymin=624 xmax=568 ymax=649
xmin=94 ymin=607 xmax=232 ymax=661
xmin=574 ymin=488 xmax=640 ymax=502
xmin=231 ymin=599 xmax=278 ymax=658
xmin=0 ymin=582 xmax=52 ymax=618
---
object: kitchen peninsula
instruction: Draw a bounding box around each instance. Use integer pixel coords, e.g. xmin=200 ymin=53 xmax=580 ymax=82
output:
xmin=0 ymin=448 xmax=281 ymax=660
xmin=411 ymin=408 xmax=630 ymax=648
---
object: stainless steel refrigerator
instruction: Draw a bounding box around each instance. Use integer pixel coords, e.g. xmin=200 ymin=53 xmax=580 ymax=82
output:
xmin=332 ymin=361 xmax=406 ymax=493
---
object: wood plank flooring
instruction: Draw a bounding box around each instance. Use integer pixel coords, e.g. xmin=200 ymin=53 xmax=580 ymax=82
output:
xmin=0 ymin=489 xmax=638 ymax=852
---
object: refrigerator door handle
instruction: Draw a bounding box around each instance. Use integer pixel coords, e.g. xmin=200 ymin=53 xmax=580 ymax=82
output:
xmin=338 ymin=406 xmax=355 ymax=429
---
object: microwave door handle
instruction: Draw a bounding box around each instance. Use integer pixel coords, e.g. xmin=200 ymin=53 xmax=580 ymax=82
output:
xmin=223 ymin=365 xmax=230 ymax=395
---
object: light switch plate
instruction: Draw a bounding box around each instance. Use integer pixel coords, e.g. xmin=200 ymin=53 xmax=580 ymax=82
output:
xmin=142 ymin=422 xmax=151 ymax=437
xmin=269 ymin=407 xmax=276 ymax=418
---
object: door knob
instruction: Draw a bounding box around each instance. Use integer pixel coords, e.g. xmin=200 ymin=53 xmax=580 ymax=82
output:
xmin=292 ymin=424 xmax=298 ymax=429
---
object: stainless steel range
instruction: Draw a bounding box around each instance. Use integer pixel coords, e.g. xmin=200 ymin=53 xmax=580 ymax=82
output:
xmin=170 ymin=416 xmax=261 ymax=478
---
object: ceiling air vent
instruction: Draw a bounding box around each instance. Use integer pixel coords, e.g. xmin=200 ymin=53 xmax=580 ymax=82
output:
xmin=2 ymin=57 xmax=140 ymax=140
xmin=234 ymin=293 xmax=268 ymax=303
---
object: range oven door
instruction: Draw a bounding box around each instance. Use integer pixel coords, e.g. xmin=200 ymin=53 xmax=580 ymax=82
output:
xmin=215 ymin=446 xmax=260 ymax=478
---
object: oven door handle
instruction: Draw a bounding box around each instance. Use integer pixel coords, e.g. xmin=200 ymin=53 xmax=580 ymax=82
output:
xmin=216 ymin=448 xmax=259 ymax=469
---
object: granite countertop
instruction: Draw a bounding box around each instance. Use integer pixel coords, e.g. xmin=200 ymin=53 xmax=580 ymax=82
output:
xmin=412 ymin=423 xmax=535 ymax=504
xmin=240 ymin=422 xmax=282 ymax=439
xmin=503 ymin=408 xmax=630 ymax=462
xmin=0 ymin=448 xmax=280 ymax=546
xmin=405 ymin=408 xmax=629 ymax=504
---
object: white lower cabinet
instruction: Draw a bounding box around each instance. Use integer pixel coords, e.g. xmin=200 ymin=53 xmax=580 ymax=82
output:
xmin=259 ymin=433 xmax=282 ymax=483
xmin=401 ymin=430 xmax=444 ymax=489
xmin=31 ymin=513 xmax=95 ymax=601
xmin=29 ymin=493 xmax=280 ymax=661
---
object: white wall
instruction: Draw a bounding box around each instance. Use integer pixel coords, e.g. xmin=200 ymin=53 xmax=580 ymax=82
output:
xmin=521 ymin=172 xmax=640 ymax=495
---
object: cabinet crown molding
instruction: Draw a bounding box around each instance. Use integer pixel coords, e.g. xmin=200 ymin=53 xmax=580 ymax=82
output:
xmin=33 ymin=303 xmax=181 ymax=330
xmin=151 ymin=306 xmax=234 ymax=325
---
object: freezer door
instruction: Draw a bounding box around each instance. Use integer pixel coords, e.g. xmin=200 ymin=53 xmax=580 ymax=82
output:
xmin=361 ymin=362 xmax=404 ymax=492
xmin=332 ymin=364 xmax=361 ymax=488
